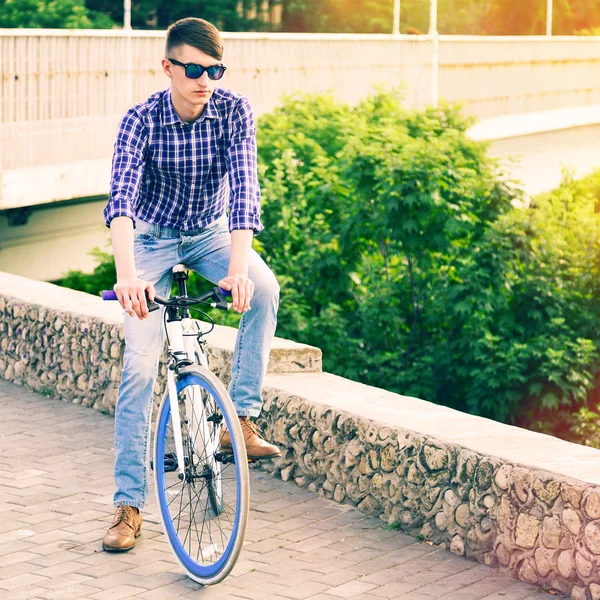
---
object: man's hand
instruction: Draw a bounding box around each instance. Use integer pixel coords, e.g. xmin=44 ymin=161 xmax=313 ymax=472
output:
xmin=218 ymin=274 xmax=254 ymax=313
xmin=224 ymin=229 xmax=255 ymax=313
xmin=114 ymin=278 xmax=156 ymax=319
xmin=109 ymin=217 xmax=153 ymax=319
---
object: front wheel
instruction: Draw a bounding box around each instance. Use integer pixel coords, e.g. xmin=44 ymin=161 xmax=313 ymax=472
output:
xmin=153 ymin=366 xmax=249 ymax=585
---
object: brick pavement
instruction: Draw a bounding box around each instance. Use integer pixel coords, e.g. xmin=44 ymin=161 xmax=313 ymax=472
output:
xmin=0 ymin=381 xmax=559 ymax=600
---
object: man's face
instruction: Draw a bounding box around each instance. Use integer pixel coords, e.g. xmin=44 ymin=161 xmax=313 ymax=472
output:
xmin=162 ymin=44 xmax=221 ymax=111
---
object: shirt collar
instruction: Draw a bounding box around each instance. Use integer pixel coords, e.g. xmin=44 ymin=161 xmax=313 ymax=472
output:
xmin=162 ymin=89 xmax=219 ymax=126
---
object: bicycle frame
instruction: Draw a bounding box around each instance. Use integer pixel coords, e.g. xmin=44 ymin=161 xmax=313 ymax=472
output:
xmin=163 ymin=266 xmax=224 ymax=488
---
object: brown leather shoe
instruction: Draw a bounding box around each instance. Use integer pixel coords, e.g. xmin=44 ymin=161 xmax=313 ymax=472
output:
xmin=102 ymin=505 xmax=142 ymax=552
xmin=221 ymin=417 xmax=281 ymax=459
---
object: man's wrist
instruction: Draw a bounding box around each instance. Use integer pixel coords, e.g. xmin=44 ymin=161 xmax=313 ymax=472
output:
xmin=117 ymin=270 xmax=137 ymax=280
xmin=227 ymin=268 xmax=249 ymax=278
xmin=229 ymin=229 xmax=252 ymax=277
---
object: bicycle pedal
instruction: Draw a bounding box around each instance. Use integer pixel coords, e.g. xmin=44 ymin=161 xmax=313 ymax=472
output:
xmin=163 ymin=453 xmax=179 ymax=472
xmin=215 ymin=452 xmax=236 ymax=465
xmin=246 ymin=454 xmax=280 ymax=463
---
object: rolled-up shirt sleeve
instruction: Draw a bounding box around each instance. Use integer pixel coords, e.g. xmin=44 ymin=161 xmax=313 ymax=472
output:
xmin=226 ymin=97 xmax=264 ymax=235
xmin=103 ymin=110 xmax=148 ymax=228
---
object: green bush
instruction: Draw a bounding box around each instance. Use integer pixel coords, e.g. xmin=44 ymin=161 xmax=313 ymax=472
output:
xmin=571 ymin=404 xmax=600 ymax=448
xmin=487 ymin=171 xmax=600 ymax=430
xmin=0 ymin=0 xmax=113 ymax=28
xmin=56 ymin=248 xmax=116 ymax=294
xmin=258 ymin=89 xmax=521 ymax=416
xmin=258 ymin=90 xmax=600 ymax=426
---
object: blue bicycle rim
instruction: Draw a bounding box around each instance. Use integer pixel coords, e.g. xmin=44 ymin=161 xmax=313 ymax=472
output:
xmin=155 ymin=373 xmax=242 ymax=579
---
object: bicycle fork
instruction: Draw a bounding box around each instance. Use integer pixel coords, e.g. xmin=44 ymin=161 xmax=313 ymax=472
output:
xmin=166 ymin=316 xmax=216 ymax=483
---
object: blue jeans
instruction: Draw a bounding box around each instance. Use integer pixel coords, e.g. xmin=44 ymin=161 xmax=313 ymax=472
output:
xmin=113 ymin=214 xmax=279 ymax=509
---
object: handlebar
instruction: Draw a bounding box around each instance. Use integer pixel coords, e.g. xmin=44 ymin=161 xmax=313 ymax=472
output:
xmin=101 ymin=287 xmax=232 ymax=312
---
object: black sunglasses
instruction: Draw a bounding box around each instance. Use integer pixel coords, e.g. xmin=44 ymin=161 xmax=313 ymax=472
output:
xmin=167 ymin=58 xmax=227 ymax=80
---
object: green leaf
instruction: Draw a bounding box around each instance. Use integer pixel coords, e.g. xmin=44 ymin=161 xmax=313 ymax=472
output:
xmin=541 ymin=393 xmax=560 ymax=410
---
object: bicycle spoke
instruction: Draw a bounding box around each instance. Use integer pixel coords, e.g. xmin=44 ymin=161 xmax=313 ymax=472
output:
xmin=195 ymin=482 xmax=213 ymax=562
xmin=169 ymin=480 xmax=208 ymax=517
xmin=191 ymin=489 xmax=209 ymax=563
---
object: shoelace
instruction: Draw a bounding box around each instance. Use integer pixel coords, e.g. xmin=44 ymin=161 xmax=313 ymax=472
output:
xmin=112 ymin=506 xmax=135 ymax=529
xmin=240 ymin=418 xmax=265 ymax=440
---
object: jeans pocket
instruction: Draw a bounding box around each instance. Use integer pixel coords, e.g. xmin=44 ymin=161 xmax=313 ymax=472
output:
xmin=134 ymin=219 xmax=157 ymax=241
xmin=134 ymin=229 xmax=158 ymax=253
xmin=134 ymin=231 xmax=155 ymax=242
xmin=205 ymin=214 xmax=228 ymax=233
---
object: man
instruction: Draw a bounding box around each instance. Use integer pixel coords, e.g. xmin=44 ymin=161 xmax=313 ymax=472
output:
xmin=101 ymin=17 xmax=280 ymax=553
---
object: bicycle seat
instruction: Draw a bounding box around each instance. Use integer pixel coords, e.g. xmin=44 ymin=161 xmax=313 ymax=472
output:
xmin=173 ymin=264 xmax=187 ymax=274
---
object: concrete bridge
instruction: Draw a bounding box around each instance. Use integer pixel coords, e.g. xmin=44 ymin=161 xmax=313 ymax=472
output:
xmin=0 ymin=31 xmax=599 ymax=280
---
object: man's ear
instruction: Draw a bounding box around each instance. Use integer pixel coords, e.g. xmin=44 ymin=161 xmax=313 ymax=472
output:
xmin=161 ymin=58 xmax=173 ymax=79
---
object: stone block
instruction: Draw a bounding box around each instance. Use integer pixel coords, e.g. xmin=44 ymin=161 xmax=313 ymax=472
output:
xmin=455 ymin=504 xmax=470 ymax=529
xmin=556 ymin=549 xmax=574 ymax=579
xmin=518 ymin=559 xmax=539 ymax=585
xmin=533 ymin=478 xmax=561 ymax=506
xmin=423 ymin=445 xmax=447 ymax=471
xmin=541 ymin=515 xmax=562 ymax=549
xmin=574 ymin=550 xmax=593 ymax=578
xmin=450 ymin=534 xmax=465 ymax=556
xmin=534 ymin=547 xmax=552 ymax=577
xmin=584 ymin=521 xmax=600 ymax=555
xmin=584 ymin=491 xmax=600 ymax=519
xmin=590 ymin=583 xmax=600 ymax=600
xmin=563 ymin=508 xmax=582 ymax=535
xmin=562 ymin=484 xmax=585 ymax=509
xmin=516 ymin=513 xmax=540 ymax=549
xmin=571 ymin=586 xmax=588 ymax=600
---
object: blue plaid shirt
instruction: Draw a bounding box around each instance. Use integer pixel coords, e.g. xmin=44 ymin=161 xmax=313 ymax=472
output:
xmin=104 ymin=87 xmax=263 ymax=234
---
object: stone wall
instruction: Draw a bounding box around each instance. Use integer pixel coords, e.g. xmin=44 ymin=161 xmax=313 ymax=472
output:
xmin=0 ymin=273 xmax=321 ymax=416
xmin=2 ymin=271 xmax=600 ymax=599
xmin=0 ymin=295 xmax=234 ymax=414
xmin=255 ymin=391 xmax=600 ymax=600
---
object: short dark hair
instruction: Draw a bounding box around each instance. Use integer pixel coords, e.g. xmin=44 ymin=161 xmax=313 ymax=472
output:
xmin=165 ymin=18 xmax=224 ymax=61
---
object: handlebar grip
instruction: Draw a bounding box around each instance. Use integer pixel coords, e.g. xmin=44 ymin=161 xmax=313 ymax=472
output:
xmin=218 ymin=287 xmax=232 ymax=298
xmin=102 ymin=290 xmax=118 ymax=301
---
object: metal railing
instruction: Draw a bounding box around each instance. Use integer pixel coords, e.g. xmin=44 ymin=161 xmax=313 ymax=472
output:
xmin=1 ymin=30 xmax=599 ymax=170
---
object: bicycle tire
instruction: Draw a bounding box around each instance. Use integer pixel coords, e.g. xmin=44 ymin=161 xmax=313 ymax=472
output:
xmin=153 ymin=365 xmax=249 ymax=585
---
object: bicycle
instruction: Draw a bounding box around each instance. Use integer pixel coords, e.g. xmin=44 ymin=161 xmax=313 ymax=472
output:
xmin=102 ymin=264 xmax=249 ymax=585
